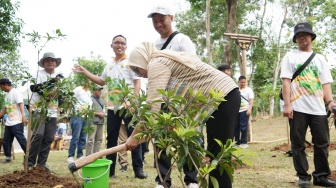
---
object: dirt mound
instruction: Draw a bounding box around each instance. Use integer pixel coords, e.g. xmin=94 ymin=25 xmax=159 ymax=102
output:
xmin=0 ymin=166 xmax=81 ymax=188
xmin=272 ymin=141 xmax=336 ymax=181
xmin=272 ymin=141 xmax=336 ymax=153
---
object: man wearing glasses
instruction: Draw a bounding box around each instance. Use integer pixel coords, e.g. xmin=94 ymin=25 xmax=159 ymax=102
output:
xmin=72 ymin=35 xmax=146 ymax=179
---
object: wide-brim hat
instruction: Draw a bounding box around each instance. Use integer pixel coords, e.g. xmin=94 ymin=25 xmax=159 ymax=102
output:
xmin=38 ymin=52 xmax=62 ymax=68
xmin=147 ymin=3 xmax=173 ymax=18
xmin=292 ymin=22 xmax=316 ymax=43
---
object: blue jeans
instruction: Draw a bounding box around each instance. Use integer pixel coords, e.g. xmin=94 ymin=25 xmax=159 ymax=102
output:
xmin=234 ymin=110 xmax=249 ymax=145
xmin=106 ymin=109 xmax=143 ymax=176
xmin=68 ymin=117 xmax=87 ymax=158
xmin=4 ymin=123 xmax=27 ymax=157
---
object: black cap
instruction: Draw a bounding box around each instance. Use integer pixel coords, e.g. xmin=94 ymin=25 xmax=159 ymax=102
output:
xmin=218 ymin=64 xmax=231 ymax=71
xmin=0 ymin=78 xmax=11 ymax=84
xmin=293 ymin=22 xmax=316 ymax=43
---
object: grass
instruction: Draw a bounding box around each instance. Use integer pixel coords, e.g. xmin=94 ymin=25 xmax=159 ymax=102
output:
xmin=1 ymin=116 xmax=336 ymax=187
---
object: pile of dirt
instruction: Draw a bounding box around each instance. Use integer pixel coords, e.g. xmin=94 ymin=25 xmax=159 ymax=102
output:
xmin=272 ymin=141 xmax=336 ymax=153
xmin=272 ymin=141 xmax=336 ymax=180
xmin=0 ymin=166 xmax=81 ymax=188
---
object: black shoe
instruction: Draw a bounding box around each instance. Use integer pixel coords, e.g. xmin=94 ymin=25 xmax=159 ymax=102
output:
xmin=27 ymin=162 xmax=34 ymax=168
xmin=313 ymin=177 xmax=336 ymax=187
xmin=37 ymin=165 xmax=54 ymax=174
xmin=298 ymin=178 xmax=310 ymax=188
xmin=134 ymin=169 xmax=147 ymax=179
xmin=120 ymin=165 xmax=127 ymax=172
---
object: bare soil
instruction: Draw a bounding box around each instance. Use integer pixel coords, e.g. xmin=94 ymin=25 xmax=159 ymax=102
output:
xmin=272 ymin=141 xmax=336 ymax=180
xmin=0 ymin=166 xmax=81 ymax=188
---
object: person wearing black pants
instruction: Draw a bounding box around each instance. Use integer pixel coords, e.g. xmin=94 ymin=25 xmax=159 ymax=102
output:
xmin=29 ymin=116 xmax=57 ymax=168
xmin=206 ymin=88 xmax=240 ymax=188
xmin=106 ymin=110 xmax=146 ymax=179
xmin=125 ymin=41 xmax=240 ymax=188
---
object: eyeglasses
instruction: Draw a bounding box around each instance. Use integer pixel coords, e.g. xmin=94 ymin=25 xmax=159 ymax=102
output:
xmin=113 ymin=41 xmax=127 ymax=46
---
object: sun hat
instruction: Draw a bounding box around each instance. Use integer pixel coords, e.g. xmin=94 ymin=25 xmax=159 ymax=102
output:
xmin=147 ymin=3 xmax=173 ymax=18
xmin=0 ymin=78 xmax=11 ymax=84
xmin=38 ymin=52 xmax=62 ymax=68
xmin=292 ymin=22 xmax=316 ymax=43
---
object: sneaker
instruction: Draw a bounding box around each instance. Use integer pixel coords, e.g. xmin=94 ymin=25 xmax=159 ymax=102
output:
xmin=67 ymin=157 xmax=74 ymax=164
xmin=155 ymin=185 xmax=164 ymax=188
xmin=120 ymin=165 xmax=127 ymax=172
xmin=232 ymin=144 xmax=239 ymax=148
xmin=110 ymin=175 xmax=117 ymax=178
xmin=2 ymin=159 xmax=11 ymax=163
xmin=134 ymin=169 xmax=148 ymax=179
xmin=239 ymin=144 xmax=249 ymax=148
xmin=187 ymin=183 xmax=199 ymax=188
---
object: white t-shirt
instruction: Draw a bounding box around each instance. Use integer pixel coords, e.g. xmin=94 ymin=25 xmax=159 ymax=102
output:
xmin=4 ymin=88 xmax=24 ymax=126
xmin=280 ymin=49 xmax=333 ymax=115
xmin=239 ymin=87 xmax=254 ymax=112
xmin=30 ymin=69 xmax=59 ymax=117
xmin=155 ymin=33 xmax=196 ymax=54
xmin=100 ymin=57 xmax=140 ymax=109
xmin=73 ymin=86 xmax=93 ymax=113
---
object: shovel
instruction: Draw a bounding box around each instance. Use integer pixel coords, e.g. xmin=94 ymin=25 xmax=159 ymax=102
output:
xmin=68 ymin=144 xmax=126 ymax=173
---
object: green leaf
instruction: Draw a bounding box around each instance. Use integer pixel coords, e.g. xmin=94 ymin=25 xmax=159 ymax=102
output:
xmin=210 ymin=176 xmax=219 ymax=188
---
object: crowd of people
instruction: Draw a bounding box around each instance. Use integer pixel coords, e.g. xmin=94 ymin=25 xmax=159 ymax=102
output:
xmin=1 ymin=2 xmax=336 ymax=188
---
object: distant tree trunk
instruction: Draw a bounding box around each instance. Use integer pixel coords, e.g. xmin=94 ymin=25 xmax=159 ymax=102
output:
xmin=270 ymin=5 xmax=288 ymax=116
xmin=206 ymin=0 xmax=213 ymax=66
xmin=224 ymin=0 xmax=238 ymax=68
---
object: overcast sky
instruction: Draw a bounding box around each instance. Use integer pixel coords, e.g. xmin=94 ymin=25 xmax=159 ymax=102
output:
xmin=17 ymin=0 xmax=188 ymax=76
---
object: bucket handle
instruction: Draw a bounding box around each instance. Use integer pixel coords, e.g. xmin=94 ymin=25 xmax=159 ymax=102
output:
xmin=77 ymin=165 xmax=111 ymax=180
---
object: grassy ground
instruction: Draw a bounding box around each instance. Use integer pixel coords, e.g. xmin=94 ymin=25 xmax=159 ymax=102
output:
xmin=1 ymin=116 xmax=336 ymax=187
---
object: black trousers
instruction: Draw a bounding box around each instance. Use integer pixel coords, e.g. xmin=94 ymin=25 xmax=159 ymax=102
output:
xmin=206 ymin=88 xmax=240 ymax=188
xmin=28 ymin=114 xmax=57 ymax=166
xmin=106 ymin=110 xmax=143 ymax=177
xmin=289 ymin=111 xmax=331 ymax=180
xmin=155 ymin=144 xmax=198 ymax=187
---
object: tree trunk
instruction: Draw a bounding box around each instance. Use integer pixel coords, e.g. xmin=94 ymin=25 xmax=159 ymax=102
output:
xmin=270 ymin=5 xmax=288 ymax=116
xmin=206 ymin=0 xmax=213 ymax=66
xmin=224 ymin=0 xmax=238 ymax=67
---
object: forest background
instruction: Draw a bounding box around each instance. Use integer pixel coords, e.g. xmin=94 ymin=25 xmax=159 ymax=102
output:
xmin=1 ymin=0 xmax=336 ymax=118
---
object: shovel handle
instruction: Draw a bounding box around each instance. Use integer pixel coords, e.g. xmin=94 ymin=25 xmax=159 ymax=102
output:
xmin=68 ymin=144 xmax=126 ymax=173
xmin=68 ymin=137 xmax=148 ymax=173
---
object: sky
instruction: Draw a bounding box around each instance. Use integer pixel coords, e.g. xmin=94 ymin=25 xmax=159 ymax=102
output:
xmin=17 ymin=0 xmax=188 ymax=76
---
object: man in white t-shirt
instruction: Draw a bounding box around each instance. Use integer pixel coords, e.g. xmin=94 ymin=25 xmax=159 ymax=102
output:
xmin=280 ymin=22 xmax=336 ymax=188
xmin=73 ymin=35 xmax=147 ymax=179
xmin=28 ymin=52 xmax=63 ymax=173
xmin=0 ymin=78 xmax=27 ymax=163
xmin=234 ymin=76 xmax=254 ymax=149
xmin=148 ymin=3 xmax=198 ymax=188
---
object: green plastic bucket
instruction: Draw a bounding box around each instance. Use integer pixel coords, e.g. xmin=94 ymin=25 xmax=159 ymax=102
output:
xmin=80 ymin=159 xmax=112 ymax=188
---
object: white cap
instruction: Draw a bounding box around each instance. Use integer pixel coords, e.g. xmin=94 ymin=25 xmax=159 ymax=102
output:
xmin=147 ymin=3 xmax=173 ymax=18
